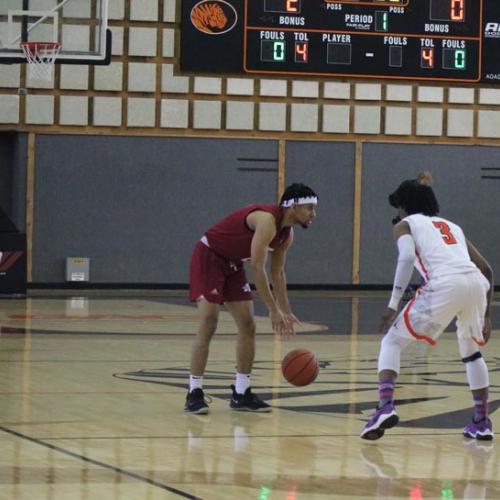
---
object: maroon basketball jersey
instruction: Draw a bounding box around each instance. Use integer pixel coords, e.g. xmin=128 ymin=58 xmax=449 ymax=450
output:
xmin=204 ymin=204 xmax=291 ymax=261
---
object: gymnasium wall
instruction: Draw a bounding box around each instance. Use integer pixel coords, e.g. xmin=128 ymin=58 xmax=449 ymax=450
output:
xmin=25 ymin=136 xmax=498 ymax=285
xmin=0 ymin=0 xmax=499 ymax=286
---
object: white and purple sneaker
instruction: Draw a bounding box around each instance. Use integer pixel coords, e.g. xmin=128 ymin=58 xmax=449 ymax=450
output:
xmin=360 ymin=403 xmax=399 ymax=440
xmin=463 ymin=417 xmax=494 ymax=441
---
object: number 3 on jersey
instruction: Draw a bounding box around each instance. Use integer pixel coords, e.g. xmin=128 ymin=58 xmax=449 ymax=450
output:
xmin=432 ymin=221 xmax=457 ymax=245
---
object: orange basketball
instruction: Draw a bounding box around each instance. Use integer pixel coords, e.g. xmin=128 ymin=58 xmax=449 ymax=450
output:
xmin=281 ymin=348 xmax=319 ymax=386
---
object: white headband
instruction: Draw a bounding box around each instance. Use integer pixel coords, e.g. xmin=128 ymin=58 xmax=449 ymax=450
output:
xmin=281 ymin=196 xmax=318 ymax=208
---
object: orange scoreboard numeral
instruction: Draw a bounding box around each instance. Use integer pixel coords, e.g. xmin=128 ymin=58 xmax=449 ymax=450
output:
xmin=287 ymin=0 xmax=299 ymax=12
xmin=295 ymin=42 xmax=308 ymax=63
xmin=451 ymin=0 xmax=465 ymax=21
xmin=421 ymin=48 xmax=434 ymax=68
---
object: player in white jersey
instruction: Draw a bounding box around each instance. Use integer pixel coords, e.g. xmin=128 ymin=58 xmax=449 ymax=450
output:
xmin=361 ymin=178 xmax=494 ymax=441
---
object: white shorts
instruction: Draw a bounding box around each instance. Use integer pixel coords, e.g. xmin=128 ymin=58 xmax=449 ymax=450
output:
xmin=389 ymin=271 xmax=489 ymax=346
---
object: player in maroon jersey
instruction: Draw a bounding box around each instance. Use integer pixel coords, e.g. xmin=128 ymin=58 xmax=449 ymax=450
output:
xmin=185 ymin=183 xmax=318 ymax=414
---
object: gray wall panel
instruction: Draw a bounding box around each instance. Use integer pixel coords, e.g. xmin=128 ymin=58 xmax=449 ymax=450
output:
xmin=361 ymin=143 xmax=500 ymax=284
xmin=33 ymin=135 xmax=278 ymax=283
xmin=284 ymin=141 xmax=355 ymax=285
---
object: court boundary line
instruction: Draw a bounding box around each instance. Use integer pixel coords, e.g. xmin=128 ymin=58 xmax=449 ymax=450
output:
xmin=0 ymin=424 xmax=202 ymax=499
xmin=33 ymin=430 xmax=473 ymax=440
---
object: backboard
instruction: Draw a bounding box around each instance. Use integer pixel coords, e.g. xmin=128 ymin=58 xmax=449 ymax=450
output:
xmin=0 ymin=0 xmax=111 ymax=65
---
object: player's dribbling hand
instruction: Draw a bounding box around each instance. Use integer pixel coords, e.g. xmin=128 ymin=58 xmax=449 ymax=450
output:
xmin=379 ymin=308 xmax=397 ymax=333
xmin=283 ymin=313 xmax=301 ymax=337
xmin=270 ymin=310 xmax=294 ymax=338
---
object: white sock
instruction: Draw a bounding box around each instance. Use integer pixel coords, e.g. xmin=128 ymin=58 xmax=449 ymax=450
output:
xmin=466 ymin=358 xmax=489 ymax=391
xmin=235 ymin=372 xmax=251 ymax=394
xmin=189 ymin=375 xmax=203 ymax=392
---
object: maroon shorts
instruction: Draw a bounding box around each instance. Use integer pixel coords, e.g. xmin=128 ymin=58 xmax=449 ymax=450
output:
xmin=189 ymin=241 xmax=253 ymax=304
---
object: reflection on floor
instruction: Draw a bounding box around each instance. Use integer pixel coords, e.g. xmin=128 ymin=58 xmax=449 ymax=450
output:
xmin=0 ymin=291 xmax=498 ymax=499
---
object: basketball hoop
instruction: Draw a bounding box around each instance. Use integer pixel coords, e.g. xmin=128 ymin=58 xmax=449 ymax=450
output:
xmin=20 ymin=41 xmax=61 ymax=81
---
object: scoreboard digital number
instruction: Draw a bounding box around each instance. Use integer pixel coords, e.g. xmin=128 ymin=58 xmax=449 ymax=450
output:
xmin=181 ymin=0 xmax=500 ymax=84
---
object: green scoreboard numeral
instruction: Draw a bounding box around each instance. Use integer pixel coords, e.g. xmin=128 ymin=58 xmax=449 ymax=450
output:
xmin=273 ymin=41 xmax=285 ymax=61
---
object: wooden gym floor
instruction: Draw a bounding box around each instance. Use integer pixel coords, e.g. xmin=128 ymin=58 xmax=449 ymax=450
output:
xmin=0 ymin=290 xmax=499 ymax=499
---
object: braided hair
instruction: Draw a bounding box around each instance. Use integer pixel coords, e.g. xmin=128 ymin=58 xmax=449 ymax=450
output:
xmin=389 ymin=179 xmax=439 ymax=216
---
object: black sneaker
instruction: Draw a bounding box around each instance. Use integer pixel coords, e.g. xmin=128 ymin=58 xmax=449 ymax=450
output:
xmin=229 ymin=384 xmax=272 ymax=412
xmin=184 ymin=388 xmax=210 ymax=414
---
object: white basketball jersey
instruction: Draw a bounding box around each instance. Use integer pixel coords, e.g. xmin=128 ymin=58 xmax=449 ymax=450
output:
xmin=403 ymin=214 xmax=479 ymax=281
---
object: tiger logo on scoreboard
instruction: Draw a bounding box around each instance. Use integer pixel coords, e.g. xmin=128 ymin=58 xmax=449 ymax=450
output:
xmin=190 ymin=0 xmax=238 ymax=35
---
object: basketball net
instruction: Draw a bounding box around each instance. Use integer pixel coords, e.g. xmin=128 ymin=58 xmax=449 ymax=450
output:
xmin=20 ymin=41 xmax=61 ymax=81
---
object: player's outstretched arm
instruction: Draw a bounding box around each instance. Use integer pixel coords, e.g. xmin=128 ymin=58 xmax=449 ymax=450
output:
xmin=248 ymin=211 xmax=290 ymax=337
xmin=380 ymin=222 xmax=416 ymax=332
xmin=270 ymin=229 xmax=300 ymax=334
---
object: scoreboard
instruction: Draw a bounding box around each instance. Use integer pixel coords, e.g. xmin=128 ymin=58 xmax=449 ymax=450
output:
xmin=181 ymin=0 xmax=500 ymax=84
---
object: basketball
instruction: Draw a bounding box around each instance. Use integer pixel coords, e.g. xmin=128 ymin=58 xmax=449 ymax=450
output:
xmin=281 ymin=348 xmax=319 ymax=386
